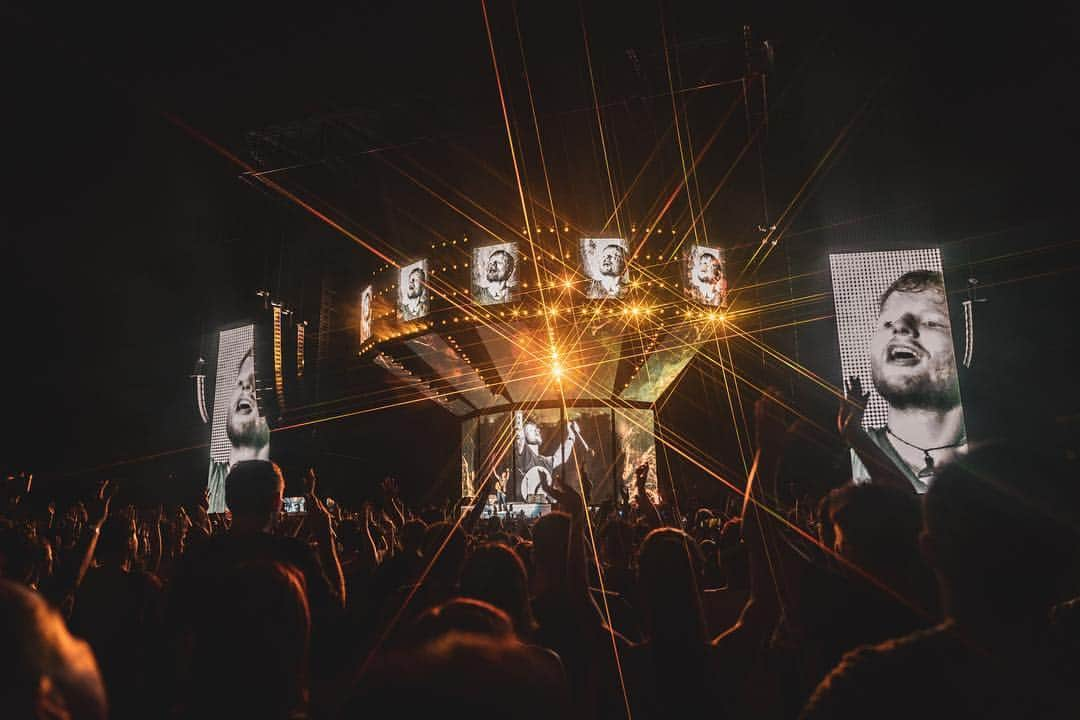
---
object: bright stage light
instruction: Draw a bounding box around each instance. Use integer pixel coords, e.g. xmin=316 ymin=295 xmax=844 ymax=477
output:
xmin=551 ymin=360 xmax=564 ymax=379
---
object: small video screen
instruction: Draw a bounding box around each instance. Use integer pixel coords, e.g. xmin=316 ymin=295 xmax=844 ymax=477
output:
xmin=472 ymin=242 xmax=519 ymax=306
xmin=360 ymin=284 xmax=373 ymax=342
xmin=282 ymin=496 xmax=306 ymax=514
xmin=684 ymin=244 xmax=727 ymax=306
xmin=580 ymin=237 xmax=630 ymax=299
xmin=398 ymin=258 xmax=430 ymax=321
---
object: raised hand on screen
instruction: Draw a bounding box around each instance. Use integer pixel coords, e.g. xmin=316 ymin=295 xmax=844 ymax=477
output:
xmin=837 ymin=376 xmax=870 ymax=440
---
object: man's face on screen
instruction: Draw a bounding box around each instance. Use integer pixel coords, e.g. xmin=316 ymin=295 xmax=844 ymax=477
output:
xmin=599 ymin=245 xmax=626 ymax=277
xmin=524 ymin=422 xmax=542 ymax=446
xmin=486 ymin=252 xmax=510 ymax=283
xmin=407 ymin=269 xmax=424 ymax=299
xmin=227 ymin=353 xmax=269 ymax=449
xmin=361 ymin=292 xmax=371 ymax=322
xmin=696 ymin=254 xmax=719 ymax=285
xmin=870 ymin=288 xmax=960 ymax=410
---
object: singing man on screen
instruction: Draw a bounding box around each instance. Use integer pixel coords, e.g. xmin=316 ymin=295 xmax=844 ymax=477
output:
xmin=843 ymin=270 xmax=966 ymax=493
xmin=207 ymin=347 xmax=271 ymax=513
xmin=476 ymin=248 xmax=516 ymax=304
xmin=513 ymin=411 xmax=581 ymax=501
xmin=585 ymin=242 xmax=630 ymax=298
xmin=402 ymin=265 xmax=428 ymax=320
xmin=692 ymin=250 xmax=726 ymax=306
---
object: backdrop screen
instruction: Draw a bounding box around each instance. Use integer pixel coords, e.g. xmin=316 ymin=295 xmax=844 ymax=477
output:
xmin=829 ymin=249 xmax=966 ymax=488
xmin=207 ymin=324 xmax=270 ymax=513
xmin=463 ymin=407 xmax=657 ymax=507
xmin=472 ymin=242 xmax=519 ymax=306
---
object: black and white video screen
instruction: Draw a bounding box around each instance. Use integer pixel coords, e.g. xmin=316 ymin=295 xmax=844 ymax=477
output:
xmin=360 ymin=285 xmax=374 ymax=343
xmin=463 ymin=407 xmax=658 ymax=509
xmin=472 ymin=242 xmax=519 ymax=306
xmin=563 ymin=407 xmax=615 ymax=503
xmin=684 ymin=245 xmax=727 ymax=306
xmin=207 ymin=324 xmax=271 ymax=514
xmin=829 ymin=249 xmax=966 ymax=490
xmin=398 ymin=259 xmax=430 ymax=321
xmin=581 ymin=238 xmax=630 ymax=299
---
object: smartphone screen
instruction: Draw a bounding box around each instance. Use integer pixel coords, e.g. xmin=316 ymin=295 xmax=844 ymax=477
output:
xmin=283 ymin=496 xmax=306 ymax=515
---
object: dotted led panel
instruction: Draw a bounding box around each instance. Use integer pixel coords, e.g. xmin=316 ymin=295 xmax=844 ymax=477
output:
xmin=209 ymin=324 xmax=255 ymax=463
xmin=829 ymin=248 xmax=948 ymax=429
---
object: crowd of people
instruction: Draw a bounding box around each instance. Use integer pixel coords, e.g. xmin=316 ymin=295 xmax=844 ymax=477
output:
xmin=2 ymin=395 xmax=1079 ymax=719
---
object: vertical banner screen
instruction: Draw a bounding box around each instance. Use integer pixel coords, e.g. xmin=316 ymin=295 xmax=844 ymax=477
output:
xmin=684 ymin=245 xmax=727 ymax=306
xmin=207 ymin=324 xmax=270 ymax=513
xmin=829 ymin=249 xmax=966 ymax=489
xmin=398 ymin=259 xmax=430 ymax=321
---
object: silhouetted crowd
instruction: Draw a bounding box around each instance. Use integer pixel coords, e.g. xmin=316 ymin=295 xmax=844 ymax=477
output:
xmin=2 ymin=397 xmax=1079 ymax=719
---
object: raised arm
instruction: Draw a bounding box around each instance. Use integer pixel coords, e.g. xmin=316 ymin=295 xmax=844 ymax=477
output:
xmin=550 ymin=421 xmax=578 ymax=472
xmin=304 ymin=469 xmax=346 ymax=608
xmin=514 ymin=411 xmax=526 ymax=455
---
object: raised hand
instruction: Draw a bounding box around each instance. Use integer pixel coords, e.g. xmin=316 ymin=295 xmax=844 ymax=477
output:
xmin=539 ymin=473 xmax=585 ymax=520
xmin=86 ymin=481 xmax=118 ymax=531
xmin=380 ymin=476 xmax=400 ymax=500
xmin=303 ymin=467 xmax=318 ymax=497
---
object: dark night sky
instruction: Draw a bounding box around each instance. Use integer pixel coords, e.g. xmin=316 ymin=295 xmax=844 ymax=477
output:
xmin=3 ymin=2 xmax=1077 ymax=498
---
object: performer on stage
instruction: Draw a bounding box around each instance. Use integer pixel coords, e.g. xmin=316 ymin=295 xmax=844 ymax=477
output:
xmin=513 ymin=411 xmax=580 ymax=501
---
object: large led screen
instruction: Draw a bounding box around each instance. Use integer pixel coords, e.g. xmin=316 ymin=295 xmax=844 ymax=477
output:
xmin=472 ymin=242 xmax=519 ymax=306
xmin=581 ymin=237 xmax=630 ymax=299
xmin=207 ymin=324 xmax=270 ymax=514
xmin=829 ymin=249 xmax=966 ymax=491
xmin=398 ymin=259 xmax=430 ymax=321
xmin=684 ymin=245 xmax=727 ymax=306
